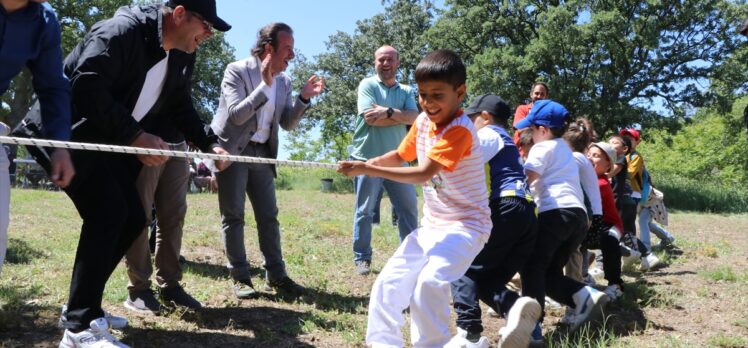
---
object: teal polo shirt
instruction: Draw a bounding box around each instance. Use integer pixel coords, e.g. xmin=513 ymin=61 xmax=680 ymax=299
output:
xmin=351 ymin=76 xmax=418 ymax=160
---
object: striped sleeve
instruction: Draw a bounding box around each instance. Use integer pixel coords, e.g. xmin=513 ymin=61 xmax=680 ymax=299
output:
xmin=427 ymin=126 xmax=472 ymax=172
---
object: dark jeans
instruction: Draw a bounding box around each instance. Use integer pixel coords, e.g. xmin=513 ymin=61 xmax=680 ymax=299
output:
xmin=60 ymin=151 xmax=145 ymax=331
xmin=451 ymin=197 xmax=538 ymax=334
xmin=583 ymin=232 xmax=623 ymax=286
xmin=521 ymin=207 xmax=588 ymax=318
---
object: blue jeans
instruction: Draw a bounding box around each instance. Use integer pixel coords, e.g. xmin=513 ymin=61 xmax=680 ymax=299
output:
xmin=639 ymin=206 xmax=674 ymax=251
xmin=352 ymin=174 xmax=418 ymax=262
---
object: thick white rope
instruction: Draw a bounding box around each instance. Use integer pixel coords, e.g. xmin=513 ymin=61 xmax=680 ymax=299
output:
xmin=0 ymin=136 xmax=337 ymax=169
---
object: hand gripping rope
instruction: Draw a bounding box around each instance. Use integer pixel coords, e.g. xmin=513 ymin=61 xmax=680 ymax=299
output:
xmin=0 ymin=136 xmax=338 ymax=169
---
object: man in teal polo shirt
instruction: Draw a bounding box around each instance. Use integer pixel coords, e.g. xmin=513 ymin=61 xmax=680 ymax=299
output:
xmin=350 ymin=45 xmax=419 ymax=275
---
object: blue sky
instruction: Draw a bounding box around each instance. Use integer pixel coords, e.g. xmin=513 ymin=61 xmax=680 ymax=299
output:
xmin=215 ymin=1 xmax=390 ymax=159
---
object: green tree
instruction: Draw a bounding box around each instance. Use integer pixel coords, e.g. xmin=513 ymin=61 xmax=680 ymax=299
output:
xmin=641 ymin=96 xmax=748 ymax=188
xmin=286 ymin=0 xmax=435 ymax=161
xmin=425 ymin=0 xmax=748 ymax=134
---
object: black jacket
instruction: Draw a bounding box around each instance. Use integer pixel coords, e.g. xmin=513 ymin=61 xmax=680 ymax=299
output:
xmin=63 ymin=4 xmax=216 ymax=151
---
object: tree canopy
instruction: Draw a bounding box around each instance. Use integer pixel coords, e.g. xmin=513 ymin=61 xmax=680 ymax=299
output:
xmin=287 ymin=0 xmax=748 ymax=160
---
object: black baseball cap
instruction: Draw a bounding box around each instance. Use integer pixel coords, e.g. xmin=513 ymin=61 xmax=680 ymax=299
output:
xmin=464 ymin=94 xmax=511 ymax=120
xmin=166 ymin=0 xmax=231 ymax=32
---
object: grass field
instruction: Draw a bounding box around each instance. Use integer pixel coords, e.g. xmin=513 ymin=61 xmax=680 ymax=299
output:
xmin=1 ymin=187 xmax=747 ymax=347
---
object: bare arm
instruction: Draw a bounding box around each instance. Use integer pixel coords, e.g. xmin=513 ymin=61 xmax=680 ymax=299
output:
xmin=339 ymin=155 xmax=443 ymax=184
xmin=526 ymin=170 xmax=540 ymax=186
xmin=364 ymin=104 xmax=418 ymax=127
xmin=367 ymin=150 xmax=407 ymax=167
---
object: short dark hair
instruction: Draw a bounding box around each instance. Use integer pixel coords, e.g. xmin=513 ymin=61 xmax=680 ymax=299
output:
xmin=531 ymin=81 xmax=549 ymax=94
xmin=414 ymin=49 xmax=466 ymax=88
xmin=251 ymin=22 xmax=293 ymax=57
xmin=609 ymin=134 xmax=632 ymax=155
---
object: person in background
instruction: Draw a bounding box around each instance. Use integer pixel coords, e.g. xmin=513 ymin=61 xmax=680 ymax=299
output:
xmin=349 ymin=45 xmax=419 ymax=276
xmin=512 ymin=82 xmax=548 ymax=153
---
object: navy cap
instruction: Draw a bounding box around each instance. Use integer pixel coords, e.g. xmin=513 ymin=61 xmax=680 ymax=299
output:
xmin=167 ymin=0 xmax=231 ymax=32
xmin=513 ymin=100 xmax=569 ymax=129
xmin=464 ymin=94 xmax=511 ymax=121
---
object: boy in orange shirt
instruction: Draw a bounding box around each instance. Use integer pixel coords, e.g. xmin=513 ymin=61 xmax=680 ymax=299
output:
xmin=338 ymin=49 xmax=491 ymax=347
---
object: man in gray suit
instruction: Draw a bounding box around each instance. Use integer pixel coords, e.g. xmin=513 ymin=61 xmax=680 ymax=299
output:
xmin=211 ymin=22 xmax=325 ymax=299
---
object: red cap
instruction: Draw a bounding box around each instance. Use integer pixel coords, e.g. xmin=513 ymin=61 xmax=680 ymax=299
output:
xmin=619 ymin=128 xmax=640 ymax=141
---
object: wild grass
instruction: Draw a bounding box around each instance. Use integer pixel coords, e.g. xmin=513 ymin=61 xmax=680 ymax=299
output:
xmin=654 ymin=173 xmax=748 ymax=213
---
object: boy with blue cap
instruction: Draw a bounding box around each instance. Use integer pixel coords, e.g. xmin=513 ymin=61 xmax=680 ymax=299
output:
xmin=514 ymin=100 xmax=609 ymax=343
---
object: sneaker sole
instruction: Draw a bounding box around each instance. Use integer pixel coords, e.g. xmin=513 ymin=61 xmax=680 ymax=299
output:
xmin=58 ymin=333 xmax=74 ymax=348
xmin=123 ymin=300 xmax=160 ymax=315
xmin=499 ymin=297 xmax=541 ymax=348
xmin=571 ymin=293 xmax=609 ymax=332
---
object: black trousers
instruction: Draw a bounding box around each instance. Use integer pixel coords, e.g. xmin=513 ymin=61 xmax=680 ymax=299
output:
xmin=521 ymin=207 xmax=588 ymax=318
xmin=60 ymin=151 xmax=145 ymax=331
xmin=451 ymin=197 xmax=537 ymax=334
xmin=583 ymin=231 xmax=624 ymax=286
xmin=618 ymin=198 xmax=651 ymax=255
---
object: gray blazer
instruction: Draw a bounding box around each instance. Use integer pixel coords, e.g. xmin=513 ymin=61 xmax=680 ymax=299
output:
xmin=211 ymin=57 xmax=309 ymax=168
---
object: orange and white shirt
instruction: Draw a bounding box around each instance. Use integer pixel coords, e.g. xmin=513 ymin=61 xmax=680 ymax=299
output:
xmin=397 ymin=112 xmax=491 ymax=238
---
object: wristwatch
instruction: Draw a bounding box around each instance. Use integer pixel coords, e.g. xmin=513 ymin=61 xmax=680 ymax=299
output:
xmin=386 ymin=107 xmax=394 ymax=118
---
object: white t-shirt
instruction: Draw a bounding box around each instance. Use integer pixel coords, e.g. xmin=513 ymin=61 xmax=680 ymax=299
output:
xmin=132 ymin=52 xmax=169 ymax=122
xmin=250 ymin=57 xmax=277 ymax=143
xmin=573 ymin=151 xmax=602 ymax=216
xmin=523 ymin=138 xmax=585 ymax=213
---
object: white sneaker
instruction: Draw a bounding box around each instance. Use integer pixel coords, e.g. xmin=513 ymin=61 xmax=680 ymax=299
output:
xmin=487 ymin=306 xmax=500 ymax=318
xmin=622 ymin=248 xmax=642 ymax=267
xmin=103 ymin=312 xmax=128 ymax=330
xmin=570 ymin=286 xmax=609 ymax=332
xmin=0 ymin=122 xmax=10 ymax=136
xmin=640 ymin=253 xmax=660 ymax=271
xmin=498 ymin=297 xmax=541 ymax=348
xmin=61 ymin=306 xmax=128 ymax=330
xmin=58 ymin=318 xmax=129 ymax=348
xmin=544 ymin=296 xmax=563 ymax=310
xmin=603 ymin=284 xmax=624 ymax=302
xmin=588 ymin=267 xmax=605 ymax=278
xmin=559 ymin=306 xmax=575 ymax=325
xmin=445 ymin=328 xmax=489 ymax=348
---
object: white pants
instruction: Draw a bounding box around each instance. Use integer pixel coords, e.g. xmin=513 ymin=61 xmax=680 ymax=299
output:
xmin=366 ymin=227 xmax=486 ymax=348
xmin=0 ymin=145 xmax=10 ymax=275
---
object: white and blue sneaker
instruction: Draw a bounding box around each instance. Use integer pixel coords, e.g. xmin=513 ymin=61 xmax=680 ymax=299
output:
xmin=498 ymin=297 xmax=541 ymax=348
xmin=58 ymin=318 xmax=129 ymax=348
xmin=62 ymin=305 xmax=128 ymax=330
xmin=445 ymin=327 xmax=489 ymax=348
xmin=570 ymin=286 xmax=609 ymax=332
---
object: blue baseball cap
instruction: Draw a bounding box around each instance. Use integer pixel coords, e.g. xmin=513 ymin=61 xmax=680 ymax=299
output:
xmin=514 ymin=99 xmax=570 ymax=129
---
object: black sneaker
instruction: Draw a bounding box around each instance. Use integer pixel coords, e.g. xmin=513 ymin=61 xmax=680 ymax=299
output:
xmin=233 ymin=278 xmax=258 ymax=299
xmin=160 ymin=285 xmax=202 ymax=309
xmin=124 ymin=289 xmax=161 ymax=314
xmin=264 ymin=276 xmax=305 ymax=297
xmin=355 ymin=260 xmax=371 ymax=275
